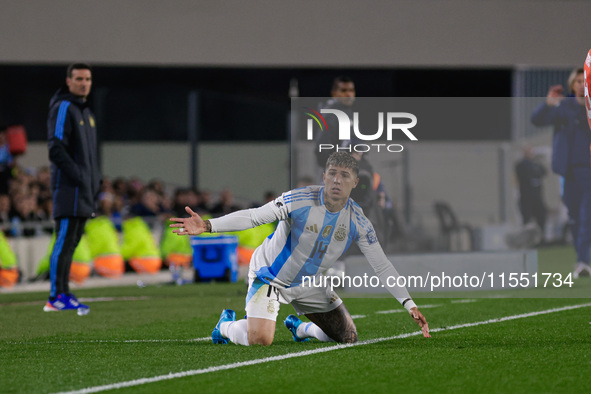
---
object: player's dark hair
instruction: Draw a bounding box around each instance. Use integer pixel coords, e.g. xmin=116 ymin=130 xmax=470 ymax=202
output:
xmin=67 ymin=63 xmax=92 ymax=78
xmin=325 ymin=152 xmax=359 ymax=176
xmin=332 ymin=75 xmax=354 ymax=91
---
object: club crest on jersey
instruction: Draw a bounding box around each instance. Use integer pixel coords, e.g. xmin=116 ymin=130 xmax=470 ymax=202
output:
xmin=333 ymin=226 xmax=347 ymax=242
xmin=322 ymin=225 xmax=333 ymax=238
xmin=89 ymin=115 xmax=95 ymax=128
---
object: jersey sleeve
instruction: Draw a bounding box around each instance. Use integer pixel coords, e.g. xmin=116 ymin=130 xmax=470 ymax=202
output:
xmin=209 ymin=193 xmax=290 ymax=233
xmin=356 ymin=217 xmax=416 ymax=311
xmin=47 ymin=101 xmax=83 ymax=185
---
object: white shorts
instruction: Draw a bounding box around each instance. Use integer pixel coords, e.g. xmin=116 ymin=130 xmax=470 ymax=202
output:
xmin=245 ymin=270 xmax=343 ymax=321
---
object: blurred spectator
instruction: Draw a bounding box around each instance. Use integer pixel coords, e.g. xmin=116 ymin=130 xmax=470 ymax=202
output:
xmin=98 ymin=191 xmax=123 ymax=227
xmin=127 ymin=177 xmax=145 ymax=206
xmin=0 ymin=126 xmax=14 ymax=194
xmin=0 ymin=194 xmax=11 ymax=235
xmin=100 ymin=176 xmax=114 ymax=193
xmin=250 ymin=191 xmax=276 ymax=208
xmin=38 ymin=197 xmax=54 ymax=234
xmin=197 ymin=189 xmax=212 ymax=213
xmin=11 ymin=195 xmax=44 ymax=237
xmin=113 ymin=177 xmax=128 ymax=197
xmin=148 ymin=178 xmax=165 ymax=196
xmin=130 ymin=187 xmax=165 ymax=222
xmin=148 ymin=179 xmax=171 ymax=212
xmin=515 ymin=145 xmax=547 ymax=241
xmin=315 ymin=76 xmax=356 ymax=169
xmin=172 ymin=187 xmax=191 ymax=217
xmin=36 ymin=167 xmax=52 ymax=202
xmin=211 ymin=188 xmax=241 ymax=216
xmin=187 ymin=188 xmax=201 ymax=212
xmin=531 ymin=67 xmax=590 ymax=277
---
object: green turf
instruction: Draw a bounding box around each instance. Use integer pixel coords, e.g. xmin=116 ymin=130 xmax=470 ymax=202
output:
xmin=0 ymin=246 xmax=590 ymax=393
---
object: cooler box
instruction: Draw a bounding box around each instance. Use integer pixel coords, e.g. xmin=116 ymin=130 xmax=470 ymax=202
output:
xmin=191 ymin=235 xmax=238 ymax=283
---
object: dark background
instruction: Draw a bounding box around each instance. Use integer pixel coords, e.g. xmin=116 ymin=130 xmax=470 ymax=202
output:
xmin=0 ymin=65 xmax=512 ymax=142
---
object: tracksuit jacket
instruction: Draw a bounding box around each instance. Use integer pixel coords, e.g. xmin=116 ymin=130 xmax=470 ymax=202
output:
xmin=531 ymin=96 xmax=590 ymax=176
xmin=47 ymin=87 xmax=101 ymax=219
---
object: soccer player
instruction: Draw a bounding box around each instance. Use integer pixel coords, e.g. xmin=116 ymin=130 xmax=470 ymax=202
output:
xmin=170 ymin=152 xmax=430 ymax=345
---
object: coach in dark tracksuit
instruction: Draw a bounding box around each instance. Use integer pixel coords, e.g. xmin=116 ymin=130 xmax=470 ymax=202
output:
xmin=46 ymin=63 xmax=101 ymax=311
xmin=531 ymin=67 xmax=591 ymax=278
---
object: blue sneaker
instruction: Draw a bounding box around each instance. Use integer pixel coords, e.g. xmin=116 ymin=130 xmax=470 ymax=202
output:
xmin=43 ymin=294 xmax=74 ymax=312
xmin=43 ymin=293 xmax=90 ymax=316
xmin=68 ymin=294 xmax=90 ymax=316
xmin=284 ymin=314 xmax=309 ymax=342
xmin=212 ymin=309 xmax=236 ymax=344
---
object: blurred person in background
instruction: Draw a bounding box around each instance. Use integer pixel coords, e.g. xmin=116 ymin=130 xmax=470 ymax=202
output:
xmin=196 ymin=189 xmax=212 ymax=213
xmin=44 ymin=63 xmax=101 ymax=313
xmin=211 ymin=188 xmax=241 ymax=217
xmin=11 ymin=195 xmax=44 ymax=237
xmin=314 ymin=76 xmax=356 ymax=169
xmin=36 ymin=166 xmax=51 ymax=191
xmin=514 ymin=144 xmax=547 ymax=243
xmin=148 ymin=178 xmax=171 ymax=212
xmin=172 ymin=188 xmax=191 ymax=217
xmin=0 ymin=194 xmax=11 ymax=235
xmin=531 ymin=67 xmax=591 ymax=278
xmin=0 ymin=126 xmax=14 ymax=194
xmin=130 ymin=187 xmax=166 ymax=224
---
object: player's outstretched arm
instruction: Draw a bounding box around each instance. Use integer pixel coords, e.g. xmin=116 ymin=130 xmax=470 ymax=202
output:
xmin=409 ymin=307 xmax=430 ymax=338
xmin=169 ymin=206 xmax=209 ymax=236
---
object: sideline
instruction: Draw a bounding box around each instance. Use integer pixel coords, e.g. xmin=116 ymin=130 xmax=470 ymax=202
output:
xmin=54 ymin=302 xmax=591 ymax=394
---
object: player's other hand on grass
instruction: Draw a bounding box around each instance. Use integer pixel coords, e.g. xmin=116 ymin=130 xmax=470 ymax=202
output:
xmin=169 ymin=206 xmax=208 ymax=236
xmin=410 ymin=307 xmax=431 ymax=338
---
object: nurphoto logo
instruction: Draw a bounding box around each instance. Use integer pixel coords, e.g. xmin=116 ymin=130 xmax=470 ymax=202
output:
xmin=304 ymin=107 xmax=418 ymax=153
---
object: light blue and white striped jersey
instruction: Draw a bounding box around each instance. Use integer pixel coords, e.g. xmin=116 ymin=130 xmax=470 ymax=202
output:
xmin=210 ymin=185 xmax=413 ymax=305
xmin=248 ymin=185 xmax=379 ymax=288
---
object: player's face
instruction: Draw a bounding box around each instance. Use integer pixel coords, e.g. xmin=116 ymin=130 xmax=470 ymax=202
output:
xmin=571 ymin=73 xmax=584 ymax=98
xmin=323 ymin=165 xmax=359 ymax=202
xmin=66 ymin=69 xmax=92 ymax=99
xmin=331 ymin=82 xmax=356 ymax=106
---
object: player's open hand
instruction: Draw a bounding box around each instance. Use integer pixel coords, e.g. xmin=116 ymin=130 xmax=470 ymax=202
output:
xmin=169 ymin=206 xmax=207 ymax=236
xmin=409 ymin=307 xmax=431 ymax=338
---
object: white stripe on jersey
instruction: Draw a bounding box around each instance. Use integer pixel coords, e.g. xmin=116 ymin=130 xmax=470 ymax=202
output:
xmin=250 ymin=185 xmax=369 ymax=288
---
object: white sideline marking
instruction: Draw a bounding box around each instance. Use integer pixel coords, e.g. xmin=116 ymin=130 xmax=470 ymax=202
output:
xmin=54 ymin=302 xmax=591 ymax=394
xmin=376 ymin=304 xmax=441 ymax=314
xmin=78 ymin=297 xmax=151 ymax=303
xmin=450 ymin=299 xmax=477 ymax=304
xmin=350 ymin=314 xmax=367 ymax=319
xmin=10 ymin=337 xmax=211 ymax=345
xmin=0 ymin=296 xmax=151 ymax=308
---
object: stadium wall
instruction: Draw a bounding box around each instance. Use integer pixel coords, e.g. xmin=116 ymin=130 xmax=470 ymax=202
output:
xmin=0 ymin=1 xmax=589 ymax=67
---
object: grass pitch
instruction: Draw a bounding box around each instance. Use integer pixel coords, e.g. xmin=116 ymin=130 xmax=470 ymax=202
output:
xmin=1 ymin=246 xmax=590 ymax=393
